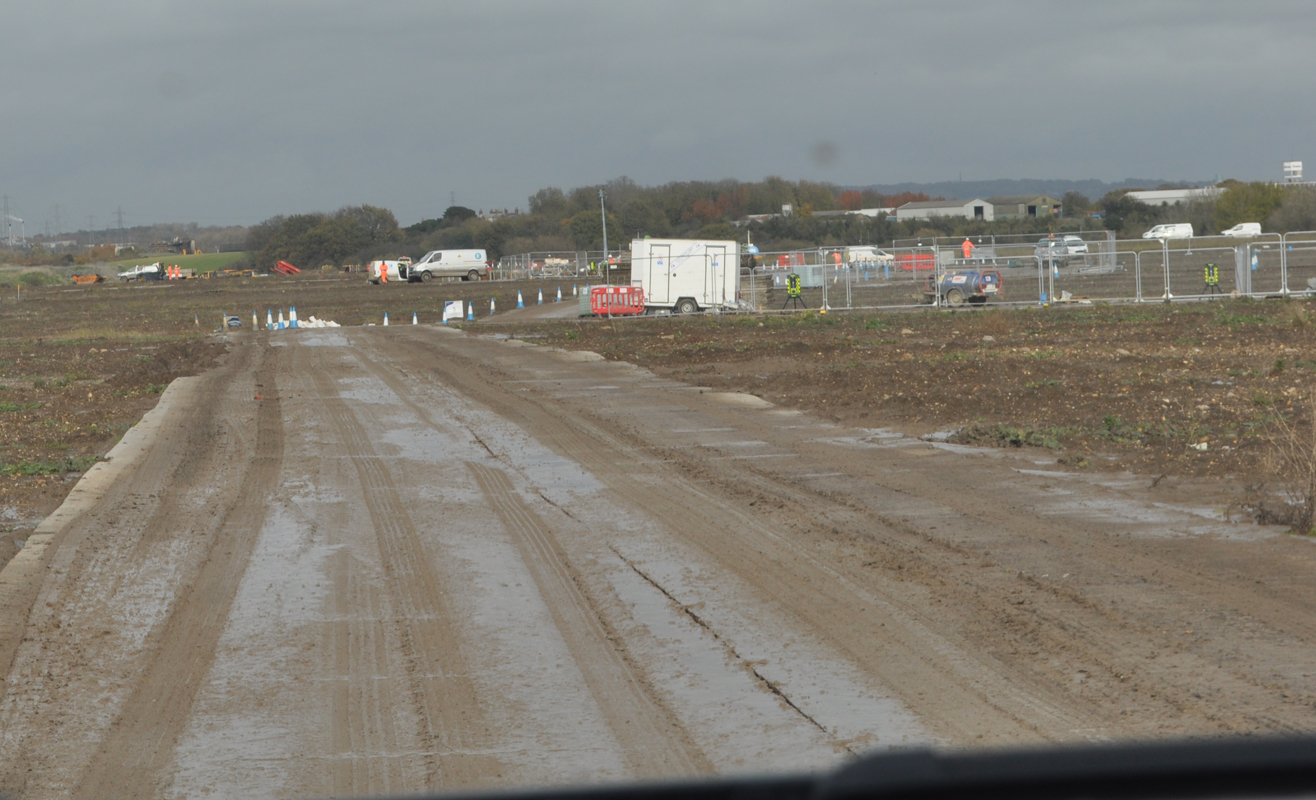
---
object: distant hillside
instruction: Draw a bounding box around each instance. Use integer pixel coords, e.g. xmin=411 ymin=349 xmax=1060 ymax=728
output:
xmin=851 ymin=178 xmax=1212 ymax=202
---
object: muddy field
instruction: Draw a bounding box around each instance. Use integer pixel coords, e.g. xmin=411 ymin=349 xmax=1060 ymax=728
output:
xmin=2 ymin=273 xmax=1314 ymax=574
xmin=484 ymin=301 xmax=1316 ymax=485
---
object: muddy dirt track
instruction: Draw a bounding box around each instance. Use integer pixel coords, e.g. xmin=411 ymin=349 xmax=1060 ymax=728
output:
xmin=2 ymin=324 xmax=1316 ymax=799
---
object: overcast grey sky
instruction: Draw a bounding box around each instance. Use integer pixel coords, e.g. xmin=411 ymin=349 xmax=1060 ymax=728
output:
xmin=2 ymin=1 xmax=1313 ymax=229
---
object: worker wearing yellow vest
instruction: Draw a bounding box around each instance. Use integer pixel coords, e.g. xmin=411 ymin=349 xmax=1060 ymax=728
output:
xmin=1204 ymin=262 xmax=1222 ymax=294
xmin=782 ymin=272 xmax=806 ymax=310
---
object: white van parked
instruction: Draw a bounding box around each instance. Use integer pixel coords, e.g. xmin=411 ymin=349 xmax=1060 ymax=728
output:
xmin=1143 ymin=223 xmax=1194 ymax=240
xmin=1221 ymin=222 xmax=1263 ymax=238
xmin=844 ymin=246 xmax=894 ymax=266
xmin=406 ymin=250 xmax=489 ymax=282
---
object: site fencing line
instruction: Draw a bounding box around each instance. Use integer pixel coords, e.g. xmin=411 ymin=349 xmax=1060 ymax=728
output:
xmin=491 ymin=250 xmax=624 ymax=281
xmin=489 ymin=234 xmax=1316 ymax=317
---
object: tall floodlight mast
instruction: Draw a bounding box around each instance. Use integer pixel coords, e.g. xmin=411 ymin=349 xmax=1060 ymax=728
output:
xmin=599 ymin=189 xmax=609 ymax=287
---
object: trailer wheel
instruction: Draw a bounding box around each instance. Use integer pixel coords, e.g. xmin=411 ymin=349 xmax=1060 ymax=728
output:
xmin=946 ymin=288 xmax=966 ymax=307
xmin=675 ymin=298 xmax=699 ymax=314
xmin=419 ymin=271 xmax=432 ymax=283
xmin=466 ymin=270 xmax=480 ymax=282
xmin=969 ymin=295 xmax=986 ymax=305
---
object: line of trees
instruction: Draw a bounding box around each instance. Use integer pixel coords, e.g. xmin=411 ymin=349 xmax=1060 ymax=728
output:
xmin=241 ymin=177 xmax=1316 ymax=270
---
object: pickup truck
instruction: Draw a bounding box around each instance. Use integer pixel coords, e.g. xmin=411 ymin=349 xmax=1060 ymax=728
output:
xmin=923 ymin=270 xmax=1002 ymax=306
xmin=117 ymin=263 xmax=162 ymax=282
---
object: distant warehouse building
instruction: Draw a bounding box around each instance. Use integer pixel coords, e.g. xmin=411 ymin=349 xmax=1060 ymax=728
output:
xmin=986 ymin=195 xmax=1062 ymax=218
xmin=1124 ymin=186 xmax=1223 ymax=206
xmin=895 ymin=198 xmax=994 ymax=222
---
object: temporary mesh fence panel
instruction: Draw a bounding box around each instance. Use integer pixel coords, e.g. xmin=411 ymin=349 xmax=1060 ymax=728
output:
xmin=1248 ymin=245 xmax=1285 ymax=295
xmin=1284 ymin=232 xmax=1316 ymax=294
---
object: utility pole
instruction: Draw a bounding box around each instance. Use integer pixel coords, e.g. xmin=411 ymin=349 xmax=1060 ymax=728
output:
xmin=599 ymin=189 xmax=609 ymax=288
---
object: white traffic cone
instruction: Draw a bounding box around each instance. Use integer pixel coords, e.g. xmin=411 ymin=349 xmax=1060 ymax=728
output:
xmin=556 ymin=286 xmax=562 ymax=302
xmin=490 ymin=297 xmax=496 ymax=315
xmin=517 ymin=291 xmax=524 ymax=308
xmin=467 ymin=302 xmax=474 ymax=321
xmin=384 ymin=312 xmax=389 ymax=326
xmin=278 ymin=310 xmax=285 ymax=329
xmin=290 ymin=307 xmax=298 ymax=328
xmin=412 ymin=312 xmax=418 ymax=325
xmin=537 ymin=289 xmax=543 ymax=305
xmin=267 ymin=309 xmax=273 ymax=330
xmin=252 ymin=311 xmax=257 ymax=329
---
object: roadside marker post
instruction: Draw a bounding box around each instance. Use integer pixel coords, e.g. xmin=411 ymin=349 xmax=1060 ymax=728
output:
xmin=517 ymin=291 xmax=524 ymax=308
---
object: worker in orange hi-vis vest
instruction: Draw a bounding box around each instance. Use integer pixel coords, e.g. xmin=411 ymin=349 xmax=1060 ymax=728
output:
xmin=380 ymin=261 xmax=388 ymax=284
xmin=962 ymin=238 xmax=975 ymax=260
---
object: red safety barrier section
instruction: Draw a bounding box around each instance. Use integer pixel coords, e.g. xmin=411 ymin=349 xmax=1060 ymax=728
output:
xmin=896 ymin=253 xmax=935 ymax=271
xmin=274 ymin=260 xmax=302 ymax=275
xmin=590 ymin=286 xmax=646 ymax=315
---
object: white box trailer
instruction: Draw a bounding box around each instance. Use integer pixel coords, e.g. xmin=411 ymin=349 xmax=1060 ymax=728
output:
xmin=631 ymin=238 xmax=740 ymax=314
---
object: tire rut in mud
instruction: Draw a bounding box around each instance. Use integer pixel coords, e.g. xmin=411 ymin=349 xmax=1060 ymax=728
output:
xmin=341 ymin=330 xmax=710 ymax=778
xmin=70 ymin=338 xmax=285 ymax=800
xmin=301 ymin=344 xmax=501 ymax=791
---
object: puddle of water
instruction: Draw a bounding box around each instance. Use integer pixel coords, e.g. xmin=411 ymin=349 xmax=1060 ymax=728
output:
xmin=1014 ymin=468 xmax=1080 ymax=479
xmin=697 ymin=440 xmax=768 ymax=448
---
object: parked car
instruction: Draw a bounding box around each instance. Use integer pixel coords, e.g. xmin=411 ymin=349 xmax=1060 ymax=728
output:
xmin=1221 ymin=222 xmax=1263 ymax=238
xmin=117 ymin=263 xmax=161 ymax=281
xmin=1035 ymin=235 xmax=1089 ymax=261
xmin=1143 ymin=223 xmax=1194 ymax=239
xmin=923 ymin=270 xmax=1002 ymax=306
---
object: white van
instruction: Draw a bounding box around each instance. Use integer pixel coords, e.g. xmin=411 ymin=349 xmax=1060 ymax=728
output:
xmin=407 ymin=250 xmax=489 ymax=282
xmin=1221 ymin=222 xmax=1262 ymax=238
xmin=1143 ymin=223 xmax=1194 ymax=240
xmin=844 ymin=246 xmax=894 ymax=266
xmin=368 ymin=259 xmax=410 ymax=284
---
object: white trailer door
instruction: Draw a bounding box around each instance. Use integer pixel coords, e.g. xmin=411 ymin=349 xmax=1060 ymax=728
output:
xmin=706 ymin=245 xmax=727 ymax=307
xmin=648 ymin=244 xmax=670 ymax=304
